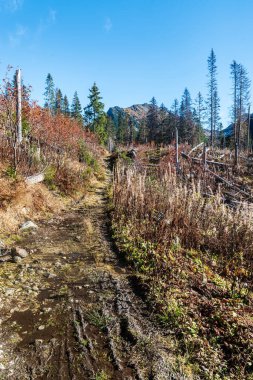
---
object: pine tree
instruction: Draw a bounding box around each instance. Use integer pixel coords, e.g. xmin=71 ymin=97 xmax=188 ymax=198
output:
xmin=63 ymin=95 xmax=70 ymax=116
xmin=207 ymin=49 xmax=220 ymax=146
xmin=55 ymin=88 xmax=63 ymax=114
xmin=44 ymin=73 xmax=55 ymax=112
xmin=71 ymin=91 xmax=83 ymax=123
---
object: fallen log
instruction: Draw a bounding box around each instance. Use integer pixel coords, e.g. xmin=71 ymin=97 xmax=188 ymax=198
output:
xmin=206 ymin=168 xmax=253 ymax=200
xmin=189 ymin=142 xmax=204 ymax=155
xmin=181 ymin=152 xmax=229 ymax=167
xmin=25 ymin=172 xmax=45 ymax=185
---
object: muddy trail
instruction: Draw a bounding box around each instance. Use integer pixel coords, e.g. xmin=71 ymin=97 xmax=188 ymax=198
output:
xmin=0 ymin=167 xmax=185 ymax=380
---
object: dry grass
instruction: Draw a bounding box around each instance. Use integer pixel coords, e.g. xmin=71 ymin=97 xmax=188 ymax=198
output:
xmin=0 ymin=174 xmax=62 ymax=238
xmin=112 ymin=159 xmax=253 ymax=379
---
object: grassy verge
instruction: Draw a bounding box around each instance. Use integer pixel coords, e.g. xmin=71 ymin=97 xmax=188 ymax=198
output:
xmin=112 ymin=159 xmax=253 ymax=380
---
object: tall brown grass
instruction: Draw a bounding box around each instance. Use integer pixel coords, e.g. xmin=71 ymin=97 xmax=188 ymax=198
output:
xmin=113 ymin=162 xmax=253 ymax=282
xmin=112 ymin=160 xmax=253 ymax=379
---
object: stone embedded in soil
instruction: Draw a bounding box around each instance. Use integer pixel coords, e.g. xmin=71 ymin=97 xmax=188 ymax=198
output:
xmin=12 ymin=247 xmax=29 ymax=258
xmin=20 ymin=221 xmax=38 ymax=231
xmin=5 ymin=288 xmax=15 ymax=296
xmin=38 ymin=325 xmax=45 ymax=330
xmin=12 ymin=256 xmax=22 ymax=263
xmin=45 ymin=272 xmax=57 ymax=279
xmin=0 ymin=254 xmax=12 ymax=263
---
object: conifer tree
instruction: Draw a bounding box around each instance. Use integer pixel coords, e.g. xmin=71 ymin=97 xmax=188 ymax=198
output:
xmin=106 ymin=116 xmax=115 ymax=140
xmin=128 ymin=117 xmax=136 ymax=145
xmin=195 ymin=92 xmax=206 ymax=128
xmin=138 ymin=119 xmax=148 ymax=144
xmin=207 ymin=49 xmax=220 ymax=146
xmin=55 ymin=88 xmax=63 ymax=114
xmin=159 ymin=103 xmax=168 ymax=143
xmin=179 ymin=88 xmax=194 ymax=143
xmin=84 ymin=83 xmax=104 ymax=132
xmin=230 ymin=61 xmax=251 ymax=148
xmin=71 ymin=91 xmax=83 ymax=123
xmin=63 ymin=95 xmax=70 ymax=116
xmin=84 ymin=82 xmax=107 ymax=143
xmin=116 ymin=112 xmax=128 ymax=144
xmin=44 ymin=73 xmax=55 ymax=112
xmin=147 ymin=97 xmax=159 ymax=142
xmin=171 ymin=99 xmax=179 ymax=116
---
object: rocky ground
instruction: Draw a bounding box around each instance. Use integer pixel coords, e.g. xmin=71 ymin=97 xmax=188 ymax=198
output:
xmin=0 ymin=168 xmax=185 ymax=380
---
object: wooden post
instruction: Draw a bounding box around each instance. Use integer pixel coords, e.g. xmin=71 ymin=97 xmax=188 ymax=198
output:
xmin=175 ymin=127 xmax=179 ymax=171
xmin=203 ymin=143 xmax=207 ymax=170
xmin=16 ymin=69 xmax=22 ymax=144
xmin=248 ymin=105 xmax=251 ymax=153
xmin=235 ymin=142 xmax=239 ymax=167
xmin=108 ymin=137 xmax=114 ymax=153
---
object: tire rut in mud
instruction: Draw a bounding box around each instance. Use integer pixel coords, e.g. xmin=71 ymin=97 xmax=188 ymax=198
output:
xmin=0 ymin=180 xmax=186 ymax=380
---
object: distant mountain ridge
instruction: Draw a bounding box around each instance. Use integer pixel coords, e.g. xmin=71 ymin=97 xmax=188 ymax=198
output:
xmin=108 ymin=103 xmax=150 ymax=119
xmin=108 ymin=103 xmax=253 ymax=140
xmin=107 ymin=103 xmax=154 ymax=128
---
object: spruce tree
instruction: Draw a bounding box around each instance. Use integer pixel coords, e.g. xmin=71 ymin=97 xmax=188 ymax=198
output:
xmin=71 ymin=91 xmax=83 ymax=123
xmin=195 ymin=92 xmax=206 ymax=128
xmin=138 ymin=119 xmax=148 ymax=144
xmin=230 ymin=61 xmax=251 ymax=148
xmin=84 ymin=83 xmax=104 ymax=130
xmin=159 ymin=103 xmax=168 ymax=143
xmin=44 ymin=73 xmax=55 ymax=112
xmin=55 ymin=88 xmax=63 ymax=114
xmin=106 ymin=116 xmax=115 ymax=140
xmin=147 ymin=97 xmax=159 ymax=143
xmin=84 ymin=82 xmax=107 ymax=143
xmin=179 ymin=88 xmax=194 ymax=143
xmin=128 ymin=117 xmax=136 ymax=145
xmin=63 ymin=95 xmax=70 ymax=116
xmin=116 ymin=112 xmax=128 ymax=144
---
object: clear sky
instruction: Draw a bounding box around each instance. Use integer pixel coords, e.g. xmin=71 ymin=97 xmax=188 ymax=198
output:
xmin=0 ymin=0 xmax=253 ymax=126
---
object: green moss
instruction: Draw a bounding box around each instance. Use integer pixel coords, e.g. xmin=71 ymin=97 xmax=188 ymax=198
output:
xmin=44 ymin=165 xmax=57 ymax=189
xmin=5 ymin=166 xmax=17 ymax=179
xmin=93 ymin=371 xmax=109 ymax=380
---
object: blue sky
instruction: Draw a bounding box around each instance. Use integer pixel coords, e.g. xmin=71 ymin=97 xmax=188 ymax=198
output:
xmin=0 ymin=0 xmax=253 ymax=126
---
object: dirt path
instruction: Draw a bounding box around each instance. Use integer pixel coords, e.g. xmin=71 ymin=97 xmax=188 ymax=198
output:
xmin=0 ymin=166 xmax=185 ymax=380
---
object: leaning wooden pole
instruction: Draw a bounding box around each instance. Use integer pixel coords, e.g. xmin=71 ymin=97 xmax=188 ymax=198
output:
xmin=175 ymin=127 xmax=179 ymax=171
xmin=203 ymin=143 xmax=207 ymax=170
xmin=248 ymin=105 xmax=251 ymax=153
xmin=16 ymin=69 xmax=22 ymax=144
xmin=235 ymin=142 xmax=239 ymax=168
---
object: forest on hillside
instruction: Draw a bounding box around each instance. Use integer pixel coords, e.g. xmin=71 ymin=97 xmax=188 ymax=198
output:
xmin=113 ymin=50 xmax=251 ymax=150
xmin=38 ymin=50 xmax=252 ymax=153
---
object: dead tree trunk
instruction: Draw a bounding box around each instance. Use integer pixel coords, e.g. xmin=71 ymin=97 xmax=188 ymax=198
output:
xmin=16 ymin=69 xmax=22 ymax=144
